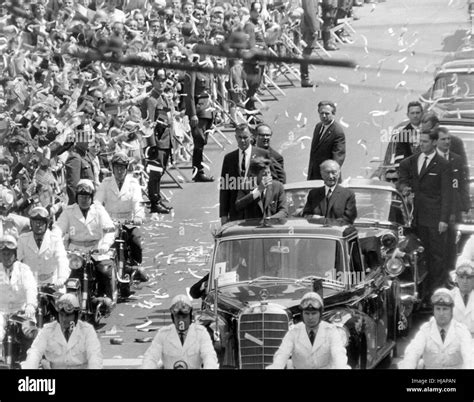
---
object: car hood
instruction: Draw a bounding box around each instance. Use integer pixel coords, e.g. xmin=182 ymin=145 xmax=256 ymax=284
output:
xmin=214 ymin=279 xmax=345 ymax=312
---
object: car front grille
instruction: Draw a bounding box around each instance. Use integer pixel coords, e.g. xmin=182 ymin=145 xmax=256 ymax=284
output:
xmin=238 ymin=309 xmax=289 ymax=369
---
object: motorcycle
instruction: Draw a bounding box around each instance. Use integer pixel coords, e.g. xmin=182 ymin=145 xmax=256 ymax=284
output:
xmin=36 ymin=284 xmax=62 ymax=328
xmin=114 ymin=221 xmax=143 ymax=300
xmin=0 ymin=312 xmax=37 ymax=369
xmin=65 ymin=249 xmax=117 ymax=327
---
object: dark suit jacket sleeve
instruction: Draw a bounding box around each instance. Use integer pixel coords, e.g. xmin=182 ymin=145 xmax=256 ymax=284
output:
xmin=302 ymin=189 xmax=319 ymax=216
xmin=65 ymin=153 xmax=81 ymax=203
xmin=440 ymin=160 xmax=453 ymax=224
xmin=398 ymin=157 xmax=412 ymax=193
xmin=219 ymin=155 xmax=230 ymax=218
xmin=332 ymin=127 xmax=346 ymax=167
xmin=270 ymin=155 xmax=286 ymax=184
xmin=342 ymin=189 xmax=357 ymax=224
xmin=269 ymin=182 xmax=288 ymax=219
xmin=307 ymin=125 xmax=319 ymax=180
xmin=235 ymin=188 xmax=255 ymax=212
xmin=189 ymin=273 xmax=209 ymax=299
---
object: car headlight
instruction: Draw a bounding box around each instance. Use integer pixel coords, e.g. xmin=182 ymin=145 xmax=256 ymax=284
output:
xmin=381 ymin=232 xmax=398 ymax=249
xmin=335 ymin=326 xmax=349 ymax=347
xmin=68 ymin=254 xmax=84 ymax=270
xmin=385 ymin=257 xmax=404 ymax=277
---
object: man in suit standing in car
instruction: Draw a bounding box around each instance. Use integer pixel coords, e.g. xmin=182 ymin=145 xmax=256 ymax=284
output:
xmin=255 ymin=123 xmax=286 ymax=184
xmin=307 ymin=101 xmax=345 ymax=181
xmin=436 ymin=126 xmax=470 ymax=272
xmin=235 ymin=157 xmax=288 ymax=221
xmin=302 ymin=160 xmax=357 ymax=225
xmin=399 ymin=130 xmax=453 ymax=303
xmin=219 ymin=123 xmax=280 ymax=224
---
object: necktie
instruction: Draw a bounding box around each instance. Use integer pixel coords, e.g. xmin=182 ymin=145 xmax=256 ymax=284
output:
xmin=241 ymin=151 xmax=246 ymax=177
xmin=464 ymin=293 xmax=469 ymax=306
xmin=308 ymin=330 xmax=315 ymax=345
xmin=318 ymin=125 xmax=327 ymax=143
xmin=445 ymin=152 xmax=449 ymax=161
xmin=440 ymin=328 xmax=446 ymax=343
xmin=419 ymin=156 xmax=429 ymax=175
xmin=179 ymin=332 xmax=185 ymax=345
xmin=325 ymin=189 xmax=332 ymax=217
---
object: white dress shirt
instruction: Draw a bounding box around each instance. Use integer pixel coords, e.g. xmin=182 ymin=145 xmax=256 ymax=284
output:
xmin=238 ymin=145 xmax=252 ymax=177
xmin=437 ymin=148 xmax=450 ymax=161
xmin=417 ymin=151 xmax=436 ymax=174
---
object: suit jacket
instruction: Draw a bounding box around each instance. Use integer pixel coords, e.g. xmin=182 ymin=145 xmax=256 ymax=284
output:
xmin=268 ymin=146 xmax=286 ymax=184
xmin=219 ymin=146 xmax=279 ymax=221
xmin=235 ymin=180 xmax=288 ymax=220
xmin=302 ymin=185 xmax=357 ymax=225
xmin=399 ymin=153 xmax=452 ymax=227
xmin=394 ymin=123 xmax=419 ymax=163
xmin=307 ymin=121 xmax=346 ymax=180
xmin=446 ymin=151 xmax=470 ymax=220
xmin=65 ymin=148 xmax=95 ymax=205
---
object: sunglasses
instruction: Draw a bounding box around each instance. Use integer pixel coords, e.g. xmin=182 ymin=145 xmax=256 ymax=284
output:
xmin=385 ymin=177 xmax=398 ymax=183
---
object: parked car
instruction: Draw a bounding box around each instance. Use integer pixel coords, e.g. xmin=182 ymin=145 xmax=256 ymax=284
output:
xmin=285 ymin=179 xmax=427 ymax=331
xmin=196 ymin=217 xmax=401 ymax=369
xmin=419 ymin=55 xmax=474 ymax=119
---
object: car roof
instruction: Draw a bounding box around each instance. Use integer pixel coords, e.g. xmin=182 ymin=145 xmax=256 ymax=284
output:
xmin=215 ymin=218 xmax=357 ymax=239
xmin=437 ymin=59 xmax=474 ymax=72
xmin=441 ymin=48 xmax=474 ymax=64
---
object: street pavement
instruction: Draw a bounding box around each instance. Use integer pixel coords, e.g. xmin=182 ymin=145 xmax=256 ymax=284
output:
xmin=99 ymin=0 xmax=472 ymax=368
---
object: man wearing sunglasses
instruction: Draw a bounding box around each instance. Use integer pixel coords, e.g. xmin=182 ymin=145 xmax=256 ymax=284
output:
xmin=23 ymin=293 xmax=102 ymax=369
xmin=142 ymin=294 xmax=218 ymax=369
xmin=267 ymin=292 xmax=349 ymax=369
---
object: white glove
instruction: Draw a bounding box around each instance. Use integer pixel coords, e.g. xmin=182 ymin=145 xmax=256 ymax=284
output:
xmin=24 ymin=304 xmax=36 ymax=319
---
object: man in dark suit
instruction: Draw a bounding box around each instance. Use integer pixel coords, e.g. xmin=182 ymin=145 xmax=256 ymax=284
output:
xmin=393 ymin=101 xmax=423 ymax=164
xmin=302 ymin=159 xmax=357 ymax=225
xmin=235 ymin=157 xmax=288 ymax=221
xmin=399 ymin=130 xmax=453 ymax=302
xmin=307 ymin=101 xmax=345 ymax=180
xmin=219 ymin=124 xmax=280 ymax=224
xmin=255 ymin=123 xmax=286 ymax=184
xmin=436 ymin=126 xmax=470 ymax=272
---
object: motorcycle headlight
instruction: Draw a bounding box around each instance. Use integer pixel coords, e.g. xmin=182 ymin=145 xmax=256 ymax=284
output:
xmin=68 ymin=254 xmax=83 ymax=270
xmin=381 ymin=232 xmax=398 ymax=249
xmin=335 ymin=326 xmax=349 ymax=347
xmin=385 ymin=257 xmax=404 ymax=277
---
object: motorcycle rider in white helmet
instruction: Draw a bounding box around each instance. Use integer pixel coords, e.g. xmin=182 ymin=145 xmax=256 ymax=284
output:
xmin=23 ymin=293 xmax=102 ymax=369
xmin=141 ymin=294 xmax=219 ymax=369
xmin=267 ymin=292 xmax=350 ymax=369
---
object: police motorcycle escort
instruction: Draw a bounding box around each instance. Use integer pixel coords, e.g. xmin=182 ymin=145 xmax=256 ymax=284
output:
xmin=0 ymin=235 xmax=38 ymax=369
xmin=55 ymin=179 xmax=118 ymax=327
xmin=94 ymin=151 xmax=148 ymax=300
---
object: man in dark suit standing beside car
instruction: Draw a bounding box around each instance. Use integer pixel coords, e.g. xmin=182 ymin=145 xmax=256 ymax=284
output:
xmin=399 ymin=129 xmax=453 ymax=305
xmin=303 ymin=160 xmax=357 ymax=225
xmin=307 ymin=101 xmax=345 ymax=181
xmin=435 ymin=126 xmax=470 ymax=272
xmin=219 ymin=123 xmax=285 ymax=224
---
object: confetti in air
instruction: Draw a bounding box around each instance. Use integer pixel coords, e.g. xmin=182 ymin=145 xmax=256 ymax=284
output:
xmin=339 ymin=83 xmax=349 ymax=93
xmin=369 ymin=110 xmax=390 ymax=117
xmin=357 ymin=139 xmax=368 ymax=155
xmin=402 ymin=65 xmax=409 ymax=74
xmin=339 ymin=117 xmax=349 ymax=128
xmin=328 ymin=77 xmax=337 ymax=82
xmin=395 ymin=81 xmax=406 ymax=89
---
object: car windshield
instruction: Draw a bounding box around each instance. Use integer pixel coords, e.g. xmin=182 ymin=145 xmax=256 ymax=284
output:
xmin=212 ymin=237 xmax=344 ymax=284
xmin=285 ymin=188 xmax=409 ymax=225
xmin=432 ymin=72 xmax=474 ymax=99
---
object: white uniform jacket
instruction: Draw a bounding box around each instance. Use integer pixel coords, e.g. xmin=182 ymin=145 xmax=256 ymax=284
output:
xmin=54 ymin=202 xmax=115 ymax=251
xmin=17 ymin=229 xmax=70 ymax=286
xmin=141 ymin=323 xmax=219 ymax=369
xmin=451 ymin=288 xmax=474 ymax=336
xmin=95 ymin=174 xmax=144 ymax=221
xmin=399 ymin=317 xmax=473 ymax=369
xmin=22 ymin=320 xmax=103 ymax=369
xmin=267 ymin=321 xmax=350 ymax=369
xmin=0 ymin=260 xmax=37 ymax=314
xmin=0 ymin=213 xmax=30 ymax=238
